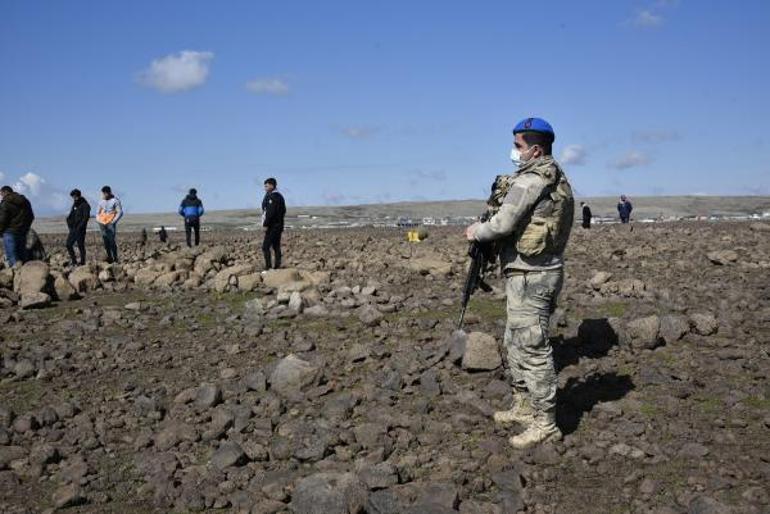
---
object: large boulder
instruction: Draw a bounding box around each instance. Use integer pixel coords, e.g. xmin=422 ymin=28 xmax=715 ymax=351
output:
xmin=689 ymin=312 xmax=719 ymax=336
xmin=626 ymin=315 xmax=662 ymax=350
xmin=213 ymin=264 xmax=255 ymax=293
xmin=154 ymin=271 xmax=185 ymax=288
xmin=706 ymin=250 xmax=738 ymax=265
xmin=407 ymin=257 xmax=452 ymax=276
xmin=290 ymin=472 xmax=368 ymax=514
xmin=53 ymin=273 xmax=79 ymax=301
xmin=461 ymin=332 xmax=502 ymax=371
xmin=68 ymin=267 xmax=100 ymax=292
xmin=14 ymin=261 xmax=53 ymax=308
xmin=237 ymin=273 xmax=262 ymax=292
xmin=14 ymin=261 xmax=51 ymax=296
xmin=269 ymin=354 xmax=320 ymax=397
xmin=659 ymin=314 xmax=690 ymax=344
xmin=134 ymin=268 xmax=161 ymax=286
xmin=20 ymin=291 xmax=51 ymax=309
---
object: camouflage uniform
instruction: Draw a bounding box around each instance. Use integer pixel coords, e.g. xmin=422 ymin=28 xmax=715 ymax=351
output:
xmin=474 ymin=156 xmax=574 ymax=419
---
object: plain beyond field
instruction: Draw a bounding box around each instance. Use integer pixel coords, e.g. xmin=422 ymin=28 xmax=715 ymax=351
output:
xmin=28 ymin=195 xmax=770 ymax=235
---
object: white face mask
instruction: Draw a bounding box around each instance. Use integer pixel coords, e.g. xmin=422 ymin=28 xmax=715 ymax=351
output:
xmin=510 ymin=147 xmax=523 ymax=166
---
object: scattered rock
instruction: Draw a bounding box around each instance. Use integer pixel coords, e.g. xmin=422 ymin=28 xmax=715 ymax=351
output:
xmin=290 ymin=472 xmax=368 ymax=514
xmin=269 ymin=354 xmax=320 ymax=397
xmin=706 ymin=250 xmax=738 ymax=265
xmin=626 ymin=315 xmax=662 ymax=350
xmin=210 ymin=441 xmax=247 ymax=469
xmin=689 ymin=312 xmax=719 ymax=336
xmin=461 ymin=332 xmax=502 ymax=371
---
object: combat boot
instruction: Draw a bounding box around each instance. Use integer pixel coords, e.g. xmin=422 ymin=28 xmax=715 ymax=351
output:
xmin=493 ymin=394 xmax=535 ymax=426
xmin=508 ymin=410 xmax=562 ymax=449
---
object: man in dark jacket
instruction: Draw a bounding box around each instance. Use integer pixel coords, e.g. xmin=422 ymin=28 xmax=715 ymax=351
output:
xmin=0 ymin=185 xmax=35 ymax=267
xmin=178 ymin=188 xmax=204 ymax=247
xmin=581 ymin=201 xmax=592 ymax=229
xmin=66 ymin=189 xmax=90 ymax=266
xmin=261 ymin=177 xmax=286 ymax=269
xmin=617 ymin=195 xmax=633 ymax=224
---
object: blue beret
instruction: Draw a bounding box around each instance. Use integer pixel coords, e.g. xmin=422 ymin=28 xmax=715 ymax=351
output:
xmin=512 ymin=117 xmax=555 ymax=139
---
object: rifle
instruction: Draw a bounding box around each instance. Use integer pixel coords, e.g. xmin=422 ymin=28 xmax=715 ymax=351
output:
xmin=457 ymin=173 xmax=514 ymax=330
xmin=457 ymin=212 xmax=495 ymax=330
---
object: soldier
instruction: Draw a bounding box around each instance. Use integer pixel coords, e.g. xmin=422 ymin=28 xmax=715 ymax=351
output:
xmin=465 ymin=117 xmax=574 ymax=449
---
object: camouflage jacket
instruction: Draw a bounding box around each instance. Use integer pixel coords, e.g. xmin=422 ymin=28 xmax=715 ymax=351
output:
xmin=474 ymin=156 xmax=574 ymax=272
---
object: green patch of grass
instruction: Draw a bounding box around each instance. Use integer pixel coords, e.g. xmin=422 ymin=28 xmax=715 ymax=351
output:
xmin=653 ymin=351 xmax=677 ymax=367
xmin=196 ymin=312 xmax=217 ymax=327
xmin=598 ymin=301 xmax=627 ymax=318
xmin=467 ymin=296 xmax=505 ymax=320
xmin=742 ymin=395 xmax=770 ymax=411
xmin=697 ymin=397 xmax=722 ymax=415
xmin=639 ymin=402 xmax=660 ymax=418
xmin=0 ymin=379 xmax=46 ymax=412
xmin=212 ymin=291 xmax=257 ymax=311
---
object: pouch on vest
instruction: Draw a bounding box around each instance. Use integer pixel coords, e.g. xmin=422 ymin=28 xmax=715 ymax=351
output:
xmin=516 ymin=216 xmax=551 ymax=256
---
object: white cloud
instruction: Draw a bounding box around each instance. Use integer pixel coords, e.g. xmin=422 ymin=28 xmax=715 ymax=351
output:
xmin=611 ymin=150 xmax=651 ymax=170
xmin=245 ymin=77 xmax=289 ymax=95
xmin=11 ymin=172 xmax=70 ymax=213
xmin=340 ymin=126 xmax=380 ymax=140
xmin=560 ymin=145 xmax=587 ymax=166
xmin=137 ymin=50 xmax=214 ymax=93
xmin=634 ymin=10 xmax=663 ymax=27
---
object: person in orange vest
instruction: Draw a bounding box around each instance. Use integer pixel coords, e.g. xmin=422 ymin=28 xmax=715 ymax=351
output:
xmin=96 ymin=185 xmax=123 ymax=263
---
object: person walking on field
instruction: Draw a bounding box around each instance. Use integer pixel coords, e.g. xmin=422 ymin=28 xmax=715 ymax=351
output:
xmin=580 ymin=201 xmax=592 ymax=229
xmin=66 ymin=189 xmax=90 ymax=266
xmin=261 ymin=178 xmax=286 ymax=270
xmin=0 ymin=185 xmax=35 ymax=267
xmin=96 ymin=186 xmax=123 ymax=263
xmin=178 ymin=188 xmax=204 ymax=247
xmin=617 ymin=195 xmax=633 ymax=224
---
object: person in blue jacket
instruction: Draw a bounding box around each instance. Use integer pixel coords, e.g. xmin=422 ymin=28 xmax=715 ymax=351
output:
xmin=178 ymin=188 xmax=204 ymax=247
xmin=617 ymin=195 xmax=633 ymax=224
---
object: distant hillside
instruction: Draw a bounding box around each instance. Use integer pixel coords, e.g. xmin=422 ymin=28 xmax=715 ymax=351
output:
xmin=32 ymin=196 xmax=770 ymax=234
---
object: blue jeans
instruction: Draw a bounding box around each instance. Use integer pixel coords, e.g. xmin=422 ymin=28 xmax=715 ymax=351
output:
xmin=3 ymin=231 xmax=28 ymax=267
xmin=99 ymin=224 xmax=119 ymax=262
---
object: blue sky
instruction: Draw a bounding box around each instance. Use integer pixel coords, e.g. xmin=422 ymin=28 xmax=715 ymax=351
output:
xmin=1 ymin=0 xmax=769 ymax=215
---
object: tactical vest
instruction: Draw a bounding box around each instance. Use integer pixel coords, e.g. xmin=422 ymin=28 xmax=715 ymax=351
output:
xmin=487 ymin=158 xmax=574 ymax=257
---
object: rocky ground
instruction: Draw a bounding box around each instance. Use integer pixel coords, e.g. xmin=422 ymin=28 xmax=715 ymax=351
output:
xmin=0 ymin=221 xmax=769 ymax=513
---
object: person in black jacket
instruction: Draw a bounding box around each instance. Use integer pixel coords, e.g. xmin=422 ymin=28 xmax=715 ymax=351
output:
xmin=580 ymin=201 xmax=592 ymax=229
xmin=0 ymin=185 xmax=35 ymax=267
xmin=261 ymin=177 xmax=286 ymax=269
xmin=65 ymin=189 xmax=91 ymax=266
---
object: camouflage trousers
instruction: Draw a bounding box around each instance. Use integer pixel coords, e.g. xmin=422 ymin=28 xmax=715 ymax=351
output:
xmin=503 ymin=269 xmax=563 ymax=413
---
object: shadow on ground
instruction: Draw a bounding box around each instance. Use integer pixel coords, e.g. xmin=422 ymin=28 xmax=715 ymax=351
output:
xmin=553 ymin=317 xmax=621 ymax=372
xmin=556 ymin=372 xmax=635 ymax=435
